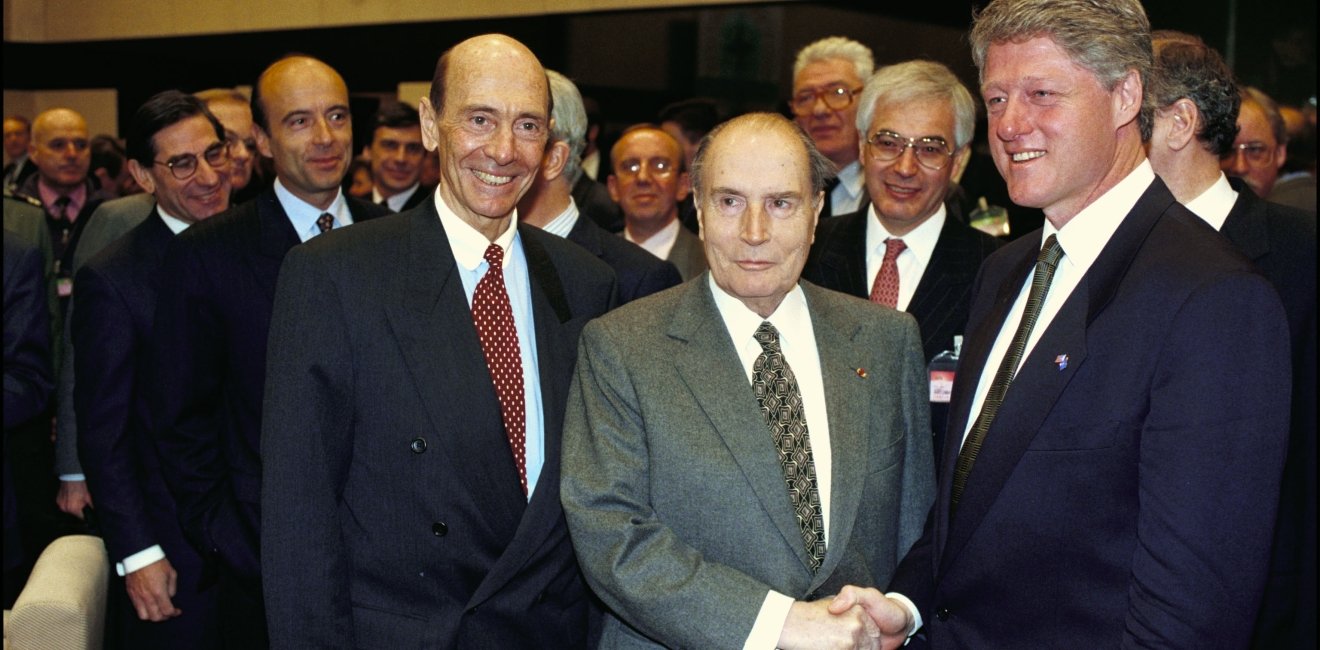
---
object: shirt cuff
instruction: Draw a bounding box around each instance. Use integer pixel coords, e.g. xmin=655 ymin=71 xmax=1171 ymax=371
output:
xmin=116 ymin=545 xmax=166 ymax=577
xmin=885 ymin=592 xmax=923 ymax=643
xmin=743 ymin=590 xmax=795 ymax=650
xmin=59 ymin=474 xmax=86 ymax=482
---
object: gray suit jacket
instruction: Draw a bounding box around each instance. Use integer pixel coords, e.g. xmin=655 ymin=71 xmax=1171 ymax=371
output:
xmin=666 ymin=224 xmax=707 ymax=282
xmin=55 ymin=193 xmax=155 ymax=476
xmin=562 ymin=278 xmax=935 ymax=649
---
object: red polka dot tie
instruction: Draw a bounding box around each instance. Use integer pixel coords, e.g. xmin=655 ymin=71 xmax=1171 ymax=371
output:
xmin=472 ymin=244 xmax=527 ymax=494
xmin=869 ymin=238 xmax=906 ymax=308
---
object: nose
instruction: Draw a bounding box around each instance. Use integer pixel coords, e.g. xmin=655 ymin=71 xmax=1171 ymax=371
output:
xmin=196 ymin=155 xmax=224 ymax=187
xmin=811 ymin=93 xmax=833 ymax=116
xmin=894 ymin=145 xmax=919 ymax=176
xmin=485 ymin=125 xmax=516 ymax=164
xmin=740 ymin=203 xmax=770 ymax=246
xmin=994 ymin=98 xmax=1030 ymax=142
xmin=310 ymin=117 xmax=335 ymax=146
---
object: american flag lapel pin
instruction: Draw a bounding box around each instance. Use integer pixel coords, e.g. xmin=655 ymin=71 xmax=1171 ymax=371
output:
xmin=1054 ymin=354 xmax=1069 ymax=371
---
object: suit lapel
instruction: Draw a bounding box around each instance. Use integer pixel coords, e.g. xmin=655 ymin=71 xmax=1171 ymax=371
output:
xmin=937 ymin=179 xmax=1171 ymax=573
xmin=252 ymin=190 xmax=300 ymax=302
xmin=669 ymin=281 xmax=817 ymax=571
xmin=907 ymin=219 xmax=980 ymax=349
xmin=802 ymin=284 xmax=871 ymax=588
xmin=1220 ymin=180 xmax=1269 ymax=262
xmin=816 ymin=211 xmax=870 ymax=298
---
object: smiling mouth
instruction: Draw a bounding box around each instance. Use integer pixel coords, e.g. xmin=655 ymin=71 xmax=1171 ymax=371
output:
xmin=473 ymin=170 xmax=513 ymax=186
xmin=1011 ymin=151 xmax=1045 ymax=162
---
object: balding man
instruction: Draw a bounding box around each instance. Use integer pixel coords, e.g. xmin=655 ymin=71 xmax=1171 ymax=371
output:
xmin=261 ymin=35 xmax=615 ymax=647
xmin=610 ymin=125 xmax=707 ymax=281
xmin=149 ymin=56 xmax=386 ymax=648
xmin=519 ymin=70 xmax=681 ymax=303
xmin=563 ymin=113 xmax=934 ymax=649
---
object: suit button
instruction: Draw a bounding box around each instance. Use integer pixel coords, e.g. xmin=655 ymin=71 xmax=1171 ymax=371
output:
xmin=935 ymin=607 xmax=950 ymax=621
xmin=536 ymin=591 xmax=548 ymax=604
xmin=432 ymin=522 xmax=448 ymax=537
xmin=410 ymin=437 xmax=427 ymax=454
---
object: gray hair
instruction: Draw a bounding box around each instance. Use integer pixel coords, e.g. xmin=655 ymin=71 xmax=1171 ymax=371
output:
xmin=970 ymin=0 xmax=1153 ymax=140
xmin=545 ymin=70 xmax=588 ymax=185
xmin=855 ymin=60 xmax=977 ymax=150
xmin=793 ymin=36 xmax=874 ymax=81
xmin=689 ymin=113 xmax=836 ymax=204
xmin=1242 ymin=86 xmax=1287 ymax=147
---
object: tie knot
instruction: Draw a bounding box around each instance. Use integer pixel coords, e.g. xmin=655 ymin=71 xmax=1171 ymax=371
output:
xmin=53 ymin=196 xmax=71 ymax=208
xmin=1037 ymin=234 xmax=1063 ymax=269
xmin=483 ymin=243 xmax=505 ymax=267
xmin=883 ymin=238 xmax=906 ymax=261
xmin=316 ymin=212 xmax=335 ymax=234
xmin=753 ymin=321 xmax=781 ymax=352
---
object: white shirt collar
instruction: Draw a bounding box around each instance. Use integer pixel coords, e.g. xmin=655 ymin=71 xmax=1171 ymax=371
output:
xmin=154 ymin=205 xmax=191 ymax=235
xmin=433 ymin=187 xmax=517 ymax=272
xmin=1181 ymin=172 xmax=1238 ymax=232
xmin=708 ymin=274 xmax=811 ymax=351
xmin=274 ymin=178 xmax=351 ymax=242
xmin=1046 ymin=160 xmax=1155 ymax=274
xmin=541 ymin=198 xmax=580 ymax=239
xmin=373 ymin=183 xmax=421 ymax=212
xmin=867 ymin=203 xmax=946 ymax=268
xmin=625 ymin=217 xmax=680 ymax=260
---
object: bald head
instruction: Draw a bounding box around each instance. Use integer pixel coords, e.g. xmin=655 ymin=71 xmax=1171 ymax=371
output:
xmin=251 ymin=56 xmax=352 ymax=209
xmin=429 ymin=34 xmax=551 ymax=119
xmin=30 ymin=108 xmax=91 ymax=192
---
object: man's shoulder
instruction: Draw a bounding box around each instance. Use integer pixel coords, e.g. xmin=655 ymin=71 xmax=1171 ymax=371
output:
xmin=937 ymin=215 xmax=1004 ymax=257
xmin=814 ymin=208 xmax=867 ymax=240
xmin=524 ymin=222 xmax=617 ymax=290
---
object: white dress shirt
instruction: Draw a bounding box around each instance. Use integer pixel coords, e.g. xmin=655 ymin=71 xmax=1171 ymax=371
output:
xmin=275 ymin=178 xmax=353 ymax=242
xmin=865 ymin=205 xmax=946 ymax=311
xmin=830 ymin=161 xmax=865 ymax=216
xmin=1181 ymin=172 xmax=1238 ymax=232
xmin=434 ymin=192 xmax=546 ymax=499
xmin=708 ymin=278 xmax=833 ymax=650
xmin=625 ymin=217 xmax=680 ymax=261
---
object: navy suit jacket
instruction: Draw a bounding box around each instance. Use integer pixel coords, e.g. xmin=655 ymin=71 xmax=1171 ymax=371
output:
xmin=888 ymin=178 xmax=1292 ymax=647
xmin=1221 ymin=179 xmax=1318 ymax=649
xmin=261 ymin=202 xmax=616 ymax=648
xmin=149 ymin=189 xmax=385 ymax=585
xmin=566 ymin=214 xmax=681 ymax=304
xmin=73 ymin=212 xmax=219 ymax=644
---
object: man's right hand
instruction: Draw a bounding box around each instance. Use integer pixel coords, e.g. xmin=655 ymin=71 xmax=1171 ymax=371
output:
xmin=777 ymin=597 xmax=881 ymax=650
xmin=829 ymin=586 xmax=913 ymax=650
xmin=125 ymin=558 xmax=182 ymax=622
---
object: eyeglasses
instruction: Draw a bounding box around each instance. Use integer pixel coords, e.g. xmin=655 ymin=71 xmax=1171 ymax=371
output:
xmin=789 ymin=85 xmax=863 ymax=116
xmin=865 ymin=130 xmax=955 ymax=171
xmin=154 ymin=141 xmax=231 ymax=180
xmin=615 ymin=158 xmax=677 ymax=180
xmin=1221 ymin=141 xmax=1274 ymax=165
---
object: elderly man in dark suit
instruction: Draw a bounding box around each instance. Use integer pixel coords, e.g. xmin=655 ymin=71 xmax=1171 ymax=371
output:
xmin=834 ymin=0 xmax=1292 ymax=647
xmin=1144 ymin=32 xmax=1317 ymax=648
xmin=519 ymin=69 xmax=682 ymax=303
xmin=563 ymin=112 xmax=934 ymax=649
xmin=74 ymin=90 xmax=233 ymax=648
xmin=148 ymin=56 xmax=386 ymax=649
xmin=261 ymin=34 xmax=616 ymax=648
xmin=803 ymin=60 xmax=1001 ymax=462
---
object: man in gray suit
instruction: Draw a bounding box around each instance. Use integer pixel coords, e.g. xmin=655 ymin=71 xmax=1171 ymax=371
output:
xmin=562 ymin=113 xmax=935 ymax=649
xmin=609 ymin=125 xmax=707 ymax=281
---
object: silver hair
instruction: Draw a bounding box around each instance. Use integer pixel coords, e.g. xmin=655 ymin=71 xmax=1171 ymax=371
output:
xmin=545 ymin=70 xmax=588 ymax=185
xmin=855 ymin=60 xmax=977 ymax=150
xmin=793 ymin=36 xmax=874 ymax=81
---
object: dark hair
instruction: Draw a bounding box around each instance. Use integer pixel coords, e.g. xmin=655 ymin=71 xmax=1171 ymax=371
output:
xmin=657 ymin=98 xmax=721 ymax=144
xmin=90 ymin=135 xmax=126 ymax=179
xmin=126 ymin=90 xmax=224 ymax=165
xmin=1149 ymin=33 xmax=1240 ymax=156
xmin=374 ymin=102 xmax=420 ymax=132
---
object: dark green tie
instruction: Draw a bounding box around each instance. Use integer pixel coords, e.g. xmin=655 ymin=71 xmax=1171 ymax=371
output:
xmin=951 ymin=235 xmax=1064 ymax=507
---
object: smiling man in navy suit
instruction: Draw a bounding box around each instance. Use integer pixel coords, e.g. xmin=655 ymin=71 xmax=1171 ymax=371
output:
xmin=834 ymin=0 xmax=1292 ymax=647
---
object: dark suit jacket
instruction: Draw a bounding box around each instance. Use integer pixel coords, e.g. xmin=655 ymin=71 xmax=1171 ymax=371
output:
xmin=261 ymin=203 xmax=616 ymax=648
xmin=572 ymin=175 xmax=623 ymax=233
xmin=888 ymin=178 xmax=1292 ymax=648
xmin=149 ymin=189 xmax=385 ymax=586
xmin=802 ymin=206 xmax=1002 ymax=364
xmin=1222 ymin=179 xmax=1318 ymax=649
xmin=398 ymin=183 xmax=435 ymax=212
xmin=72 ymin=212 xmax=218 ymax=645
xmin=566 ymin=214 xmax=681 ymax=304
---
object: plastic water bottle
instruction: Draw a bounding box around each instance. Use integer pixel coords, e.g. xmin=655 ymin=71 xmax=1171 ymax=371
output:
xmin=928 ymin=335 xmax=962 ymax=403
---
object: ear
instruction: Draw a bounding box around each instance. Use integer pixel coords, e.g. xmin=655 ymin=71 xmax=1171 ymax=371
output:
xmin=127 ymin=159 xmax=157 ymax=196
xmin=676 ymin=171 xmax=691 ymax=202
xmin=541 ymin=140 xmax=569 ymax=183
xmin=1161 ymin=98 xmax=1200 ymax=153
xmin=950 ymin=145 xmax=973 ymax=184
xmin=418 ymin=97 xmax=440 ymax=153
xmin=1112 ymin=68 xmax=1143 ymax=130
xmin=606 ymin=174 xmax=620 ymax=202
xmin=254 ymin=124 xmax=273 ymax=159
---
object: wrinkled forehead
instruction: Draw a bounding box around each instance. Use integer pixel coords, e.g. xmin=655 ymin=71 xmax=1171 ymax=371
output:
xmin=706 ymin=126 xmax=811 ymax=195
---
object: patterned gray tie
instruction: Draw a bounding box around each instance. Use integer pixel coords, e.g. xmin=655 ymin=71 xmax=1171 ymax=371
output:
xmin=752 ymin=321 xmax=826 ymax=571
